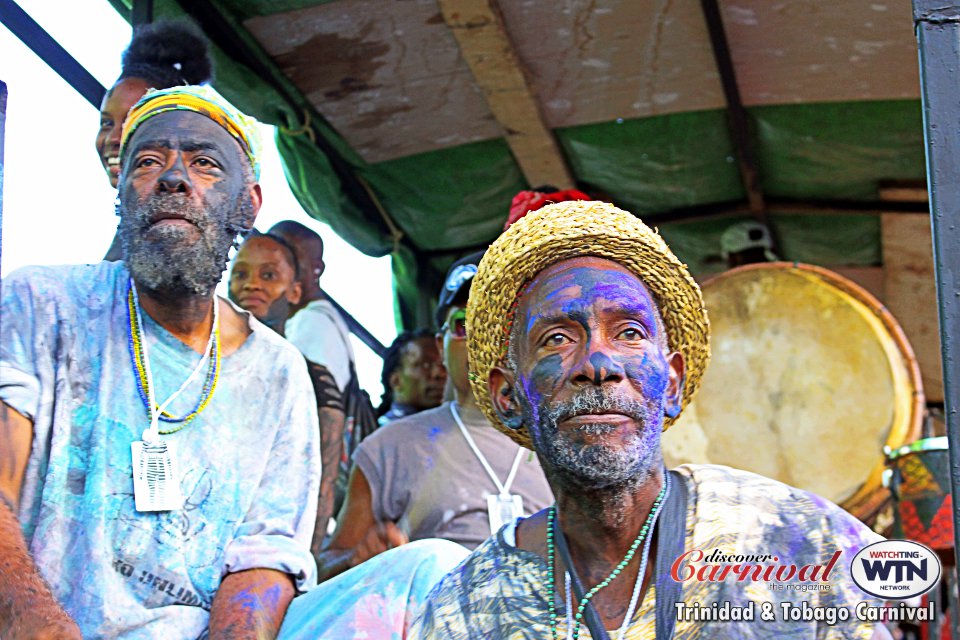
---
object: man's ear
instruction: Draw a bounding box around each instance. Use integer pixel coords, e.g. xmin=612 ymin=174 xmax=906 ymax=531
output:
xmin=287 ymin=282 xmax=303 ymax=306
xmin=388 ymin=369 xmax=403 ymax=393
xmin=664 ymin=351 xmax=686 ymax=419
xmin=249 ymin=183 xmax=263 ymax=214
xmin=314 ymin=258 xmax=325 ymax=280
xmin=242 ymin=183 xmax=263 ymax=232
xmin=489 ymin=365 xmax=523 ymax=430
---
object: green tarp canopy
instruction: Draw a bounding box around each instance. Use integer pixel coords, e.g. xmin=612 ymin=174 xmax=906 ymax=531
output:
xmin=106 ymin=0 xmax=927 ymax=330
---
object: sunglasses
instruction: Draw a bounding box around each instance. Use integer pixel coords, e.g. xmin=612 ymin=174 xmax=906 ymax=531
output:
xmin=442 ymin=309 xmax=467 ymax=339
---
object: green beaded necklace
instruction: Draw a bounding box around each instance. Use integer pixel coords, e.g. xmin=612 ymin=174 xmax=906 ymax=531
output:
xmin=546 ymin=480 xmax=668 ymax=640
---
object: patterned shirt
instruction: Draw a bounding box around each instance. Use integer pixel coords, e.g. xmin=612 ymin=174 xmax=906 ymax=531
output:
xmin=412 ymin=464 xmax=884 ymax=639
xmin=0 ymin=261 xmax=320 ymax=639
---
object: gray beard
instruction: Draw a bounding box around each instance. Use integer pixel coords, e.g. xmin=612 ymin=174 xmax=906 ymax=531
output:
xmin=522 ymin=386 xmax=663 ymax=491
xmin=119 ymin=192 xmax=253 ymax=296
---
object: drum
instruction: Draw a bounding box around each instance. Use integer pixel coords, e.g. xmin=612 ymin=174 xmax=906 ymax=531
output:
xmin=885 ymin=437 xmax=955 ymax=550
xmin=662 ymin=262 xmax=924 ymax=524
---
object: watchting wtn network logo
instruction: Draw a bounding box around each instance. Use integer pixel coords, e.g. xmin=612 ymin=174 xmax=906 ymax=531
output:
xmin=850 ymin=540 xmax=941 ymax=599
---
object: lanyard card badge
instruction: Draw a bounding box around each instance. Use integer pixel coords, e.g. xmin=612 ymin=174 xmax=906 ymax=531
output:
xmin=132 ymin=434 xmax=183 ymax=512
xmin=486 ymin=493 xmax=524 ymax=535
xmin=450 ymin=402 xmax=527 ymax=534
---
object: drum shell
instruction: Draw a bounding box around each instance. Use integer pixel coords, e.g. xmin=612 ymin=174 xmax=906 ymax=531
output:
xmin=887 ymin=439 xmax=955 ymax=550
xmin=663 ymin=262 xmax=924 ymax=525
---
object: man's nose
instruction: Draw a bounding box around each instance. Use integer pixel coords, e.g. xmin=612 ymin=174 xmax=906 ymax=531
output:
xmin=157 ymin=156 xmax=192 ymax=194
xmin=572 ymin=343 xmax=625 ymax=387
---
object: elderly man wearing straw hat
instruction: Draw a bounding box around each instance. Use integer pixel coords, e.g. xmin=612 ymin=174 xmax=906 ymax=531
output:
xmin=412 ymin=201 xmax=890 ymax=639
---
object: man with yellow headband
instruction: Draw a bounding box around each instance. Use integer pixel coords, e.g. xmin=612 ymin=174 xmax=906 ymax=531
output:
xmin=412 ymin=201 xmax=891 ymax=639
xmin=0 ymin=86 xmax=322 ymax=639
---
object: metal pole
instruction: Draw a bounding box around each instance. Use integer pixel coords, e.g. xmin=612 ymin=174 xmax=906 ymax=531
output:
xmin=1 ymin=81 xmax=6 ymax=351
xmin=913 ymin=3 xmax=960 ymax=634
xmin=0 ymin=0 xmax=106 ymax=108
xmin=1 ymin=80 xmax=6 ymax=278
xmin=699 ymin=0 xmax=767 ymax=221
xmin=320 ymin=290 xmax=387 ymax=358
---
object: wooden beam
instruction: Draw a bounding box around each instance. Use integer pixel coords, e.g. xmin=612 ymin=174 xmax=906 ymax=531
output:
xmin=439 ymin=0 xmax=574 ymax=189
xmin=174 ymin=0 xmax=400 ymax=242
xmin=132 ymin=0 xmax=153 ymax=26
xmin=650 ymin=196 xmax=930 ymax=226
xmin=880 ymin=183 xmax=943 ymax=402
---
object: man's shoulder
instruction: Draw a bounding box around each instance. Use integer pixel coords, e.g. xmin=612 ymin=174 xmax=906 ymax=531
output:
xmin=285 ymin=299 xmax=352 ymax=363
xmin=4 ymin=261 xmax=124 ymax=299
xmin=3 ymin=262 xmax=126 ymax=323
xmin=677 ymin=463 xmax=878 ymax=544
xmin=291 ymin=298 xmax=343 ymax=326
xmin=678 ymin=463 xmax=850 ymax=510
xmin=425 ymin=531 xmax=524 ymax=600
xmin=361 ymin=404 xmax=455 ymax=450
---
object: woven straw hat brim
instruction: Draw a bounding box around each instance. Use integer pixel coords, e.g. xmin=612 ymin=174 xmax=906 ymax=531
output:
xmin=466 ymin=200 xmax=711 ymax=449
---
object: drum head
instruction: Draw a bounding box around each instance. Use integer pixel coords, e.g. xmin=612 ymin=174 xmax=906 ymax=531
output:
xmin=663 ymin=263 xmax=922 ymax=511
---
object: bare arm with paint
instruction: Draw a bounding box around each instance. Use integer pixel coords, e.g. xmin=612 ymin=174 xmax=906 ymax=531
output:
xmin=313 ymin=405 xmax=345 ymax=555
xmin=316 ymin=465 xmax=408 ymax=582
xmin=303 ymin=359 xmax=345 ymax=552
xmin=208 ymin=568 xmax=296 ymax=640
xmin=0 ymin=401 xmax=82 ymax=640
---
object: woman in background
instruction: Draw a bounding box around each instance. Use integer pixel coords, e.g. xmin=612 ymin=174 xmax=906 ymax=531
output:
xmin=229 ymin=233 xmax=347 ymax=551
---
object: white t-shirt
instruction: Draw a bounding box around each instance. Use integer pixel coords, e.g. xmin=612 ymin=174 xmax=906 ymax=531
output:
xmin=0 ymin=261 xmax=321 ymax=639
xmin=285 ymin=299 xmax=355 ymax=392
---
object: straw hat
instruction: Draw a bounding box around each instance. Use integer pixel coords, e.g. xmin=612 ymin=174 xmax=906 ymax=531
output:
xmin=466 ymin=200 xmax=710 ymax=448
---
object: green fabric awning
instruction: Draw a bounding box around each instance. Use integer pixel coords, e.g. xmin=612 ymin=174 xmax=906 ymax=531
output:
xmin=107 ymin=0 xmax=926 ymax=330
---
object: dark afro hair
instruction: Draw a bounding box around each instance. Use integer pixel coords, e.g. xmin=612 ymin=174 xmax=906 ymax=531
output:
xmin=118 ymin=19 xmax=213 ymax=89
xmin=377 ymin=329 xmax=435 ymax=417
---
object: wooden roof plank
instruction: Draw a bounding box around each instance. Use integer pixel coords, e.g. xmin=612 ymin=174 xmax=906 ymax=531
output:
xmin=439 ymin=0 xmax=574 ymax=188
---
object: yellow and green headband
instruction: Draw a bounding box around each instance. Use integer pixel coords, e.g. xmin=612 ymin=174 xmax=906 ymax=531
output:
xmin=119 ymin=85 xmax=262 ymax=180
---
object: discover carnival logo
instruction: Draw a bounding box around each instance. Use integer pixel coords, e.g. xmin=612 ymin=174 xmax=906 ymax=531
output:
xmin=850 ymin=540 xmax=941 ymax=599
xmin=671 ymin=548 xmax=840 ymax=585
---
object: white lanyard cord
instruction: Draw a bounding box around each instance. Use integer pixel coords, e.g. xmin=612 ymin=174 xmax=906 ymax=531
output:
xmin=131 ymin=279 xmax=219 ymax=437
xmin=450 ymin=401 xmax=523 ymax=496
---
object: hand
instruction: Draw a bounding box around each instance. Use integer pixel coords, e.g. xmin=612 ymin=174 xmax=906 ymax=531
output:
xmin=349 ymin=522 xmax=409 ymax=568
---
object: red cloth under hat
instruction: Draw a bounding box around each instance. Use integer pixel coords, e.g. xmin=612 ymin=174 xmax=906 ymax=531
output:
xmin=505 ymin=189 xmax=591 ymax=230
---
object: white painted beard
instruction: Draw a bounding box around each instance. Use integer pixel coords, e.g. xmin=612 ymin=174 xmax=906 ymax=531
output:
xmin=119 ymin=193 xmax=252 ymax=296
xmin=525 ymin=387 xmax=663 ymax=490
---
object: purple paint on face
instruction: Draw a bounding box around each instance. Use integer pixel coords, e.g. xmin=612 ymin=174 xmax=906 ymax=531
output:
xmin=510 ymin=257 xmax=676 ymax=487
